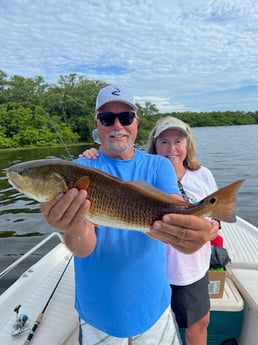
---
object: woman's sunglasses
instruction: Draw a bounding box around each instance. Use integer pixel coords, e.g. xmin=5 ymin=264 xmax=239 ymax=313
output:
xmin=178 ymin=181 xmax=190 ymax=202
xmin=97 ymin=112 xmax=136 ymax=126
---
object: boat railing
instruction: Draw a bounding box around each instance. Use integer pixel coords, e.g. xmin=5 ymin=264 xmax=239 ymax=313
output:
xmin=0 ymin=232 xmax=64 ymax=280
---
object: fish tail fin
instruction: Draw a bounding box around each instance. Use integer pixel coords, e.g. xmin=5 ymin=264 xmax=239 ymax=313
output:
xmin=205 ymin=179 xmax=244 ymax=222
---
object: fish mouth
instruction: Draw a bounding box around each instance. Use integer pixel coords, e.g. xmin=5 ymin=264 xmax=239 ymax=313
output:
xmin=7 ymin=172 xmax=20 ymax=189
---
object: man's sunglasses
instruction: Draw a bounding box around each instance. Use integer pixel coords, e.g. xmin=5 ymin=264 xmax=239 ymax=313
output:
xmin=97 ymin=112 xmax=136 ymax=126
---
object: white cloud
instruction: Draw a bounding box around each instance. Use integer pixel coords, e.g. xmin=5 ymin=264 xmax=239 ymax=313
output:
xmin=1 ymin=0 xmax=258 ymax=112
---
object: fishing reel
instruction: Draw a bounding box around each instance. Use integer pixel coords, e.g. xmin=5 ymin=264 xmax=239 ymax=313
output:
xmin=11 ymin=304 xmax=29 ymax=337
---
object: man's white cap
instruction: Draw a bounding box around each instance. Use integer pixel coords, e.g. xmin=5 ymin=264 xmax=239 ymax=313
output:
xmin=95 ymin=85 xmax=137 ymax=111
xmin=154 ymin=117 xmax=188 ymax=139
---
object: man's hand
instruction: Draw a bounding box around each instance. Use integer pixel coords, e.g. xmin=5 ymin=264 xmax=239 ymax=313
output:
xmin=40 ymin=188 xmax=96 ymax=257
xmin=149 ymin=213 xmax=211 ymax=254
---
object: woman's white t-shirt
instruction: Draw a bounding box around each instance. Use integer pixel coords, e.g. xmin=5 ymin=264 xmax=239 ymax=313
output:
xmin=166 ymin=166 xmax=218 ymax=285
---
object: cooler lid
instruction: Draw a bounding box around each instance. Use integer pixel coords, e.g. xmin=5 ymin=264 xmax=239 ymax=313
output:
xmin=210 ymin=278 xmax=244 ymax=311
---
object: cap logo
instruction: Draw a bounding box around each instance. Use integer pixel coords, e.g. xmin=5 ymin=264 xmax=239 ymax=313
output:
xmin=111 ymin=88 xmax=121 ymax=96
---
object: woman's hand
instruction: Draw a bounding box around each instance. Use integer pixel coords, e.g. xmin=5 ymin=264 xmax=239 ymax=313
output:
xmin=209 ymin=219 xmax=220 ymax=241
xmin=79 ymin=148 xmax=99 ymax=159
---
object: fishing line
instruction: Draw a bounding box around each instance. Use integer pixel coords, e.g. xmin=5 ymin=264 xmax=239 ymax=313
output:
xmin=23 ymin=254 xmax=73 ymax=345
xmin=47 ymin=114 xmax=74 ymax=160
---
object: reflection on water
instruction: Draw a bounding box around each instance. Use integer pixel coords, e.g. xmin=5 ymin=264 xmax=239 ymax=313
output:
xmin=1 ymin=125 xmax=258 ymax=238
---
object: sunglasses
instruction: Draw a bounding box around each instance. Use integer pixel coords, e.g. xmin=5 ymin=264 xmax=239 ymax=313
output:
xmin=97 ymin=112 xmax=136 ymax=126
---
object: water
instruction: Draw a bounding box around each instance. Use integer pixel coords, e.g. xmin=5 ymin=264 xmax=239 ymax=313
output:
xmin=192 ymin=124 xmax=258 ymax=227
xmin=0 ymin=145 xmax=88 ymax=237
xmin=1 ymin=125 xmax=258 ymax=238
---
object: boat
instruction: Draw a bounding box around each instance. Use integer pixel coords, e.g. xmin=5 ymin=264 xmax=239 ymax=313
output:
xmin=0 ymin=233 xmax=79 ymax=345
xmin=0 ymin=216 xmax=257 ymax=345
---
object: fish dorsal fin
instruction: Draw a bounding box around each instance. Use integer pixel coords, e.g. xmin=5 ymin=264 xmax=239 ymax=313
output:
xmin=74 ymin=176 xmax=90 ymax=190
xmin=124 ymin=180 xmax=190 ymax=206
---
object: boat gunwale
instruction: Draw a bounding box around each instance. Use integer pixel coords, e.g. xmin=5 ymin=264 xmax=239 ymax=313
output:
xmin=0 ymin=232 xmax=64 ymax=280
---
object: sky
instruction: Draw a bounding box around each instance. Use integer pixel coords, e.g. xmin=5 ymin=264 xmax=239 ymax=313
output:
xmin=1 ymin=0 xmax=258 ymax=113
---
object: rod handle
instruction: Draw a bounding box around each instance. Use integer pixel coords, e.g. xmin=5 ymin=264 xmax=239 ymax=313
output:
xmin=23 ymin=313 xmax=43 ymax=345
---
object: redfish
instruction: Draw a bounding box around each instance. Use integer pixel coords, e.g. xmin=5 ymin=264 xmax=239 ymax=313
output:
xmin=7 ymin=159 xmax=244 ymax=232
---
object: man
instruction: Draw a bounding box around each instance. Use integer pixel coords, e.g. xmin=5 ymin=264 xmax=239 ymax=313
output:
xmin=40 ymin=85 xmax=211 ymax=345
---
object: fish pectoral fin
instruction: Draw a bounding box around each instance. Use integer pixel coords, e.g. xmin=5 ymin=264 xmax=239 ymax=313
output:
xmin=124 ymin=180 xmax=190 ymax=205
xmin=74 ymin=176 xmax=90 ymax=190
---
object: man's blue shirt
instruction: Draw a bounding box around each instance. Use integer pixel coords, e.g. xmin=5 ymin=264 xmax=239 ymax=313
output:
xmin=73 ymin=148 xmax=179 ymax=337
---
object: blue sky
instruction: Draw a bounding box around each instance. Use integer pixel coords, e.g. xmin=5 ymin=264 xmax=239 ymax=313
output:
xmin=1 ymin=0 xmax=258 ymax=112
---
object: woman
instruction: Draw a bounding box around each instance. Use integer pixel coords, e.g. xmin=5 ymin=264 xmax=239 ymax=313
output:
xmin=146 ymin=116 xmax=220 ymax=345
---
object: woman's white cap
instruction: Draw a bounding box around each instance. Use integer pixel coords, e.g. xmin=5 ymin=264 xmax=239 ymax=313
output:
xmin=154 ymin=117 xmax=188 ymax=139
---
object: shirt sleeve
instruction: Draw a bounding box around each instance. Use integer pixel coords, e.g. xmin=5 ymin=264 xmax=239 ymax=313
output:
xmin=155 ymin=156 xmax=180 ymax=195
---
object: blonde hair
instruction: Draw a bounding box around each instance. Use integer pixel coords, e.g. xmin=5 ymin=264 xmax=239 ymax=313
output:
xmin=146 ymin=116 xmax=201 ymax=171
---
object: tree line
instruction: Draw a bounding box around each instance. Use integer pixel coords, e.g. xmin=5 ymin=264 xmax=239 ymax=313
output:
xmin=0 ymin=70 xmax=257 ymax=149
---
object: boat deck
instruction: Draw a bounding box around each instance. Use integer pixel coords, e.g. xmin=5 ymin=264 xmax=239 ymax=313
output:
xmin=0 ymin=242 xmax=79 ymax=345
xmin=1 ymin=217 xmax=258 ymax=345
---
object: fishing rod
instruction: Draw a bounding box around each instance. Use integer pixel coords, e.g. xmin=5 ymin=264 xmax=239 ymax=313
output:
xmin=23 ymin=254 xmax=73 ymax=345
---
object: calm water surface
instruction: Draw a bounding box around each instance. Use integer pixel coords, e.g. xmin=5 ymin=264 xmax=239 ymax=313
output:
xmin=192 ymin=124 xmax=258 ymax=227
xmin=0 ymin=145 xmax=89 ymax=237
xmin=0 ymin=124 xmax=258 ymax=238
